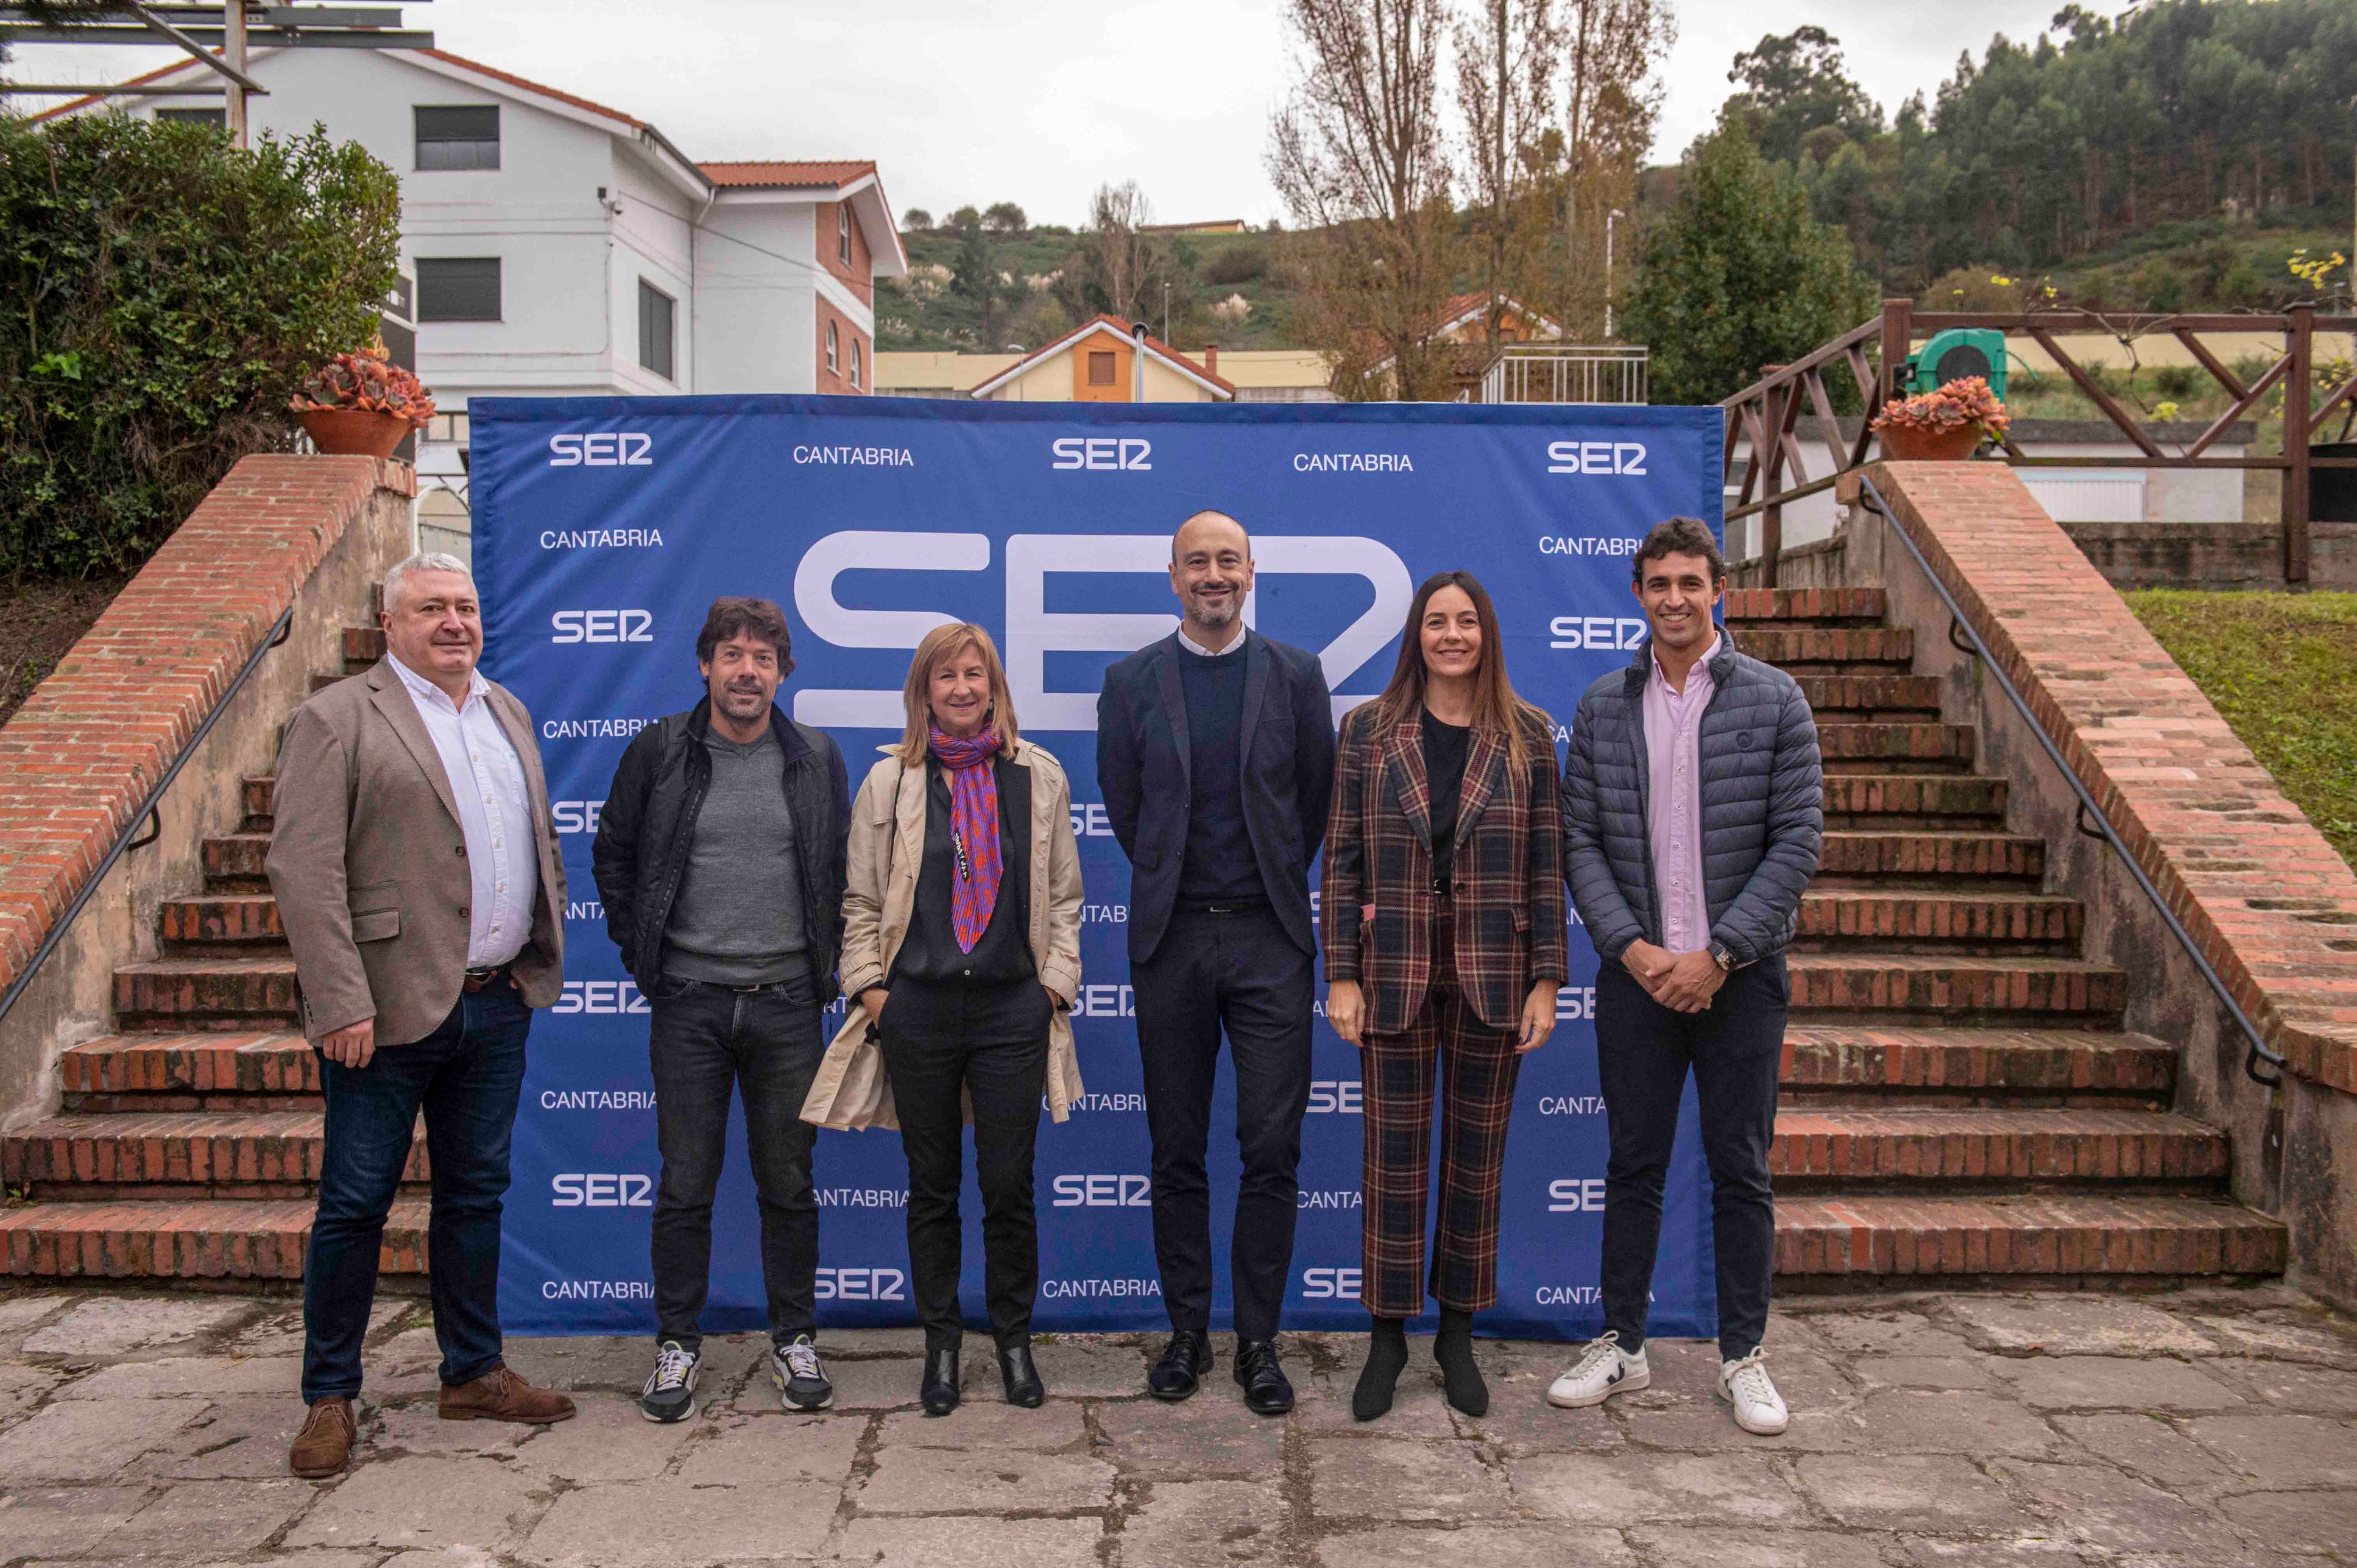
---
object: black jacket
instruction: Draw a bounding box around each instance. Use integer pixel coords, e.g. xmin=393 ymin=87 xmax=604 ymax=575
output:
xmin=591 ymin=699 xmax=852 ymax=995
xmin=1096 ymin=629 xmax=1336 ymax=964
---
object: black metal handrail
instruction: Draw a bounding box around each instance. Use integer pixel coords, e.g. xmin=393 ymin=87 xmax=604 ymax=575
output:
xmin=1852 ymin=470 xmax=2287 ymax=1087
xmin=0 ymin=608 xmax=294 ymax=1031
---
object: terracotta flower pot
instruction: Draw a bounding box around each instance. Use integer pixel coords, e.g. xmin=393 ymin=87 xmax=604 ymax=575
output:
xmin=297 ymin=407 xmax=411 ymax=459
xmin=1877 ymin=422 xmax=1984 ymax=462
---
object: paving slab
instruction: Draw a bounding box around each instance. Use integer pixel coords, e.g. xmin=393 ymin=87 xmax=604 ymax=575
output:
xmin=1850 ymin=1355 xmax=1993 ymax=1390
xmin=364 ymin=1400 xmax=539 ymax=1459
xmin=1995 ymin=1459 xmax=2269 ymax=1563
xmin=227 ymin=1302 xmax=407 ymax=1358
xmin=1627 ymin=1525 xmax=1898 ymax=1568
xmin=1986 ymin=1354 xmax=2245 ymax=1412
xmin=2048 ymin=1412 xmax=2235 ymax=1489
xmin=511 ymin=1393 xmax=696 ymax=1483
xmin=498 ymin=1335 xmax=661 ymax=1394
xmin=0 ymin=1293 xmax=72 ymax=1340
xmin=1306 ymin=1435 xmax=1509 ymax=1521
xmin=875 ymin=1398 xmax=1083 ymax=1449
xmin=1508 ymin=1451 xmax=1805 ymax=1526
xmin=1087 ymin=1390 xmax=1286 ymax=1478
xmin=2206 ymin=1357 xmax=2357 ymax=1416
xmin=21 ymin=1296 xmax=253 ymax=1357
xmin=1940 ymin=1297 xmax=2213 ymax=1356
xmin=812 ymin=1327 xmax=930 ymax=1358
xmin=2190 ymin=1312 xmax=2357 ymax=1367
xmin=156 ymin=1395 xmax=315 ymax=1480
xmin=674 ymin=1411 xmax=864 ymax=1485
xmin=524 ymin=1474 xmax=839 ymax=1562
xmin=1115 ymin=1478 xmax=1289 ymax=1567
xmin=829 ymin=1515 xmax=1102 ymax=1567
xmin=2214 ymin=1488 xmax=2357 ymax=1556
xmin=726 ymin=1354 xmax=910 ymax=1414
xmin=1448 ymin=1385 xmax=1627 ymax=1455
xmin=1794 ymin=1311 xmax=1978 ymax=1358
xmin=285 ymin=1453 xmax=547 ymax=1552
xmin=0 ymin=1362 xmax=65 ymax=1421
xmin=1313 ymin=1523 xmax=1635 ymax=1568
xmin=855 ymin=1445 xmax=1115 ymax=1513
xmin=1294 ymin=1363 xmax=1459 ymax=1437
xmin=1847 ymin=1389 xmax=2072 ymax=1457
xmin=1795 ymin=1452 xmax=2029 ymax=1532
xmin=61 ymin=1355 xmax=304 ymax=1401
xmin=99 ymin=1477 xmax=314 ymax=1558
xmin=0 ymin=1485 xmax=154 ymax=1557
xmin=0 ymin=1396 xmax=206 ymax=1479
xmin=1893 ymin=1535 xmax=2091 ymax=1565
xmin=1024 ymin=1340 xmax=1150 ymax=1397
xmin=2184 ymin=1412 xmax=2357 ymax=1487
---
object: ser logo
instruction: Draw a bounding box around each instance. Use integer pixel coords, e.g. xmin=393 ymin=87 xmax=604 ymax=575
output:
xmin=552 ymin=800 xmax=605 ymax=835
xmin=1050 ymin=1174 xmax=1151 ymax=1207
xmin=1306 ymin=1080 xmax=1363 ymax=1114
xmin=1549 ymin=1178 xmax=1608 ymax=1213
xmin=1050 ymin=437 xmax=1152 ymax=471
xmin=553 ymin=979 xmax=647 ymax=1015
xmin=549 ymin=432 xmax=653 ymax=467
xmin=1545 ymin=439 xmax=1648 ymax=476
xmin=552 ymin=1173 xmax=654 ymax=1207
xmin=816 ymin=1268 xmax=907 ymax=1301
xmin=1301 ymin=1266 xmax=1363 ymax=1300
xmin=552 ymin=610 xmax=653 ymax=644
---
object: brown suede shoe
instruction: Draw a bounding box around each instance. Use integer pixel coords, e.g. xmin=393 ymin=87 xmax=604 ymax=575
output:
xmin=288 ymin=1396 xmax=356 ymax=1478
xmin=437 ymin=1364 xmax=577 ymax=1424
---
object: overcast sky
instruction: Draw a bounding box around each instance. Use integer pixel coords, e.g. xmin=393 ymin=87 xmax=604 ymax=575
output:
xmin=9 ymin=0 xmax=2137 ymax=227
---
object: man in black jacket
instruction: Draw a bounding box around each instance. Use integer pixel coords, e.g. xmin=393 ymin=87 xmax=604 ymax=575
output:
xmin=592 ymin=597 xmax=850 ymax=1424
xmin=1097 ymin=510 xmax=1336 ymax=1416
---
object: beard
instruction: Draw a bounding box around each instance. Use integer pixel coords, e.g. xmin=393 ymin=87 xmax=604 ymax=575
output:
xmin=1189 ymin=591 xmax=1240 ymax=630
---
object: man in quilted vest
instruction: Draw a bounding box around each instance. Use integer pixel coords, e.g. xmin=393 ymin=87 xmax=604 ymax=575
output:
xmin=1549 ymin=516 xmax=1823 ymax=1437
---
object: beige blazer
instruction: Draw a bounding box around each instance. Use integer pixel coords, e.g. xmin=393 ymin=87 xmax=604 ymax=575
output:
xmin=804 ymin=739 xmax=1083 ymax=1130
xmin=265 ymin=660 xmax=567 ymax=1045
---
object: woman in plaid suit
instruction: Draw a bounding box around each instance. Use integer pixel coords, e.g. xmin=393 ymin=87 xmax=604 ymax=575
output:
xmin=1321 ymin=570 xmax=1568 ymax=1421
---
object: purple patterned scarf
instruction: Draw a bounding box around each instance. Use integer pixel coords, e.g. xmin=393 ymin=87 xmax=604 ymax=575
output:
xmin=928 ymin=723 xmax=1004 ymax=952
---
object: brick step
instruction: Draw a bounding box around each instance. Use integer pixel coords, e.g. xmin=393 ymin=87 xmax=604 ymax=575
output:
xmin=1796 ymin=889 xmax=2083 ymax=951
xmin=1795 ymin=674 xmax=1943 ymax=717
xmin=1722 ymin=587 xmax=1887 ymax=624
xmin=1769 ymin=1107 xmax=2227 ymax=1185
xmin=0 ymin=1198 xmax=428 ymax=1279
xmin=1823 ymin=774 xmax=2008 ymax=828
xmin=1818 ymin=831 xmax=2045 ymax=882
xmin=1732 ymin=625 xmax=1914 ymax=670
xmin=346 ymin=626 xmax=385 ymax=666
xmin=1787 ymin=953 xmax=2126 ymax=1022
xmin=158 ymin=894 xmax=282 ymax=949
xmin=201 ymin=832 xmax=272 ymax=893
xmin=1782 ymin=1026 xmax=2176 ymax=1104
xmin=2 ymin=1111 xmax=424 ymax=1195
xmin=1774 ymin=1194 xmax=2286 ymax=1280
xmin=1815 ymin=723 xmax=1974 ymax=766
xmin=58 ymin=1034 xmax=318 ymax=1110
xmin=112 ymin=957 xmax=299 ymax=1029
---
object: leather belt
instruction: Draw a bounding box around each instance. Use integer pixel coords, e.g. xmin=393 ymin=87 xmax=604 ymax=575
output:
xmin=462 ymin=964 xmax=513 ymax=993
xmin=1182 ymin=899 xmax=1271 ymax=916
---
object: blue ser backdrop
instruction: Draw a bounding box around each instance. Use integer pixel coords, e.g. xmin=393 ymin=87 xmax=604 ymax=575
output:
xmin=471 ymin=394 xmax=1724 ymax=1340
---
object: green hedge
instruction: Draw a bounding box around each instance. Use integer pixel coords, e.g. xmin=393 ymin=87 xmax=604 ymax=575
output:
xmin=0 ymin=114 xmax=399 ymax=578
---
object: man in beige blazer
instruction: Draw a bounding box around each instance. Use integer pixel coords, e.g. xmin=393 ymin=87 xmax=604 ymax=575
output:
xmin=267 ymin=551 xmax=574 ymax=1478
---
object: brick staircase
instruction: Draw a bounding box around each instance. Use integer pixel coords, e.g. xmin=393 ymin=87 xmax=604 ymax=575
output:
xmin=0 ymin=591 xmax=2289 ymax=1290
xmin=1730 ymin=587 xmax=2285 ymax=1285
xmin=0 ymin=625 xmax=430 ymax=1281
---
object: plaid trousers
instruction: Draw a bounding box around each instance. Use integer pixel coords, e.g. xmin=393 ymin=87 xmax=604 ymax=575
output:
xmin=1360 ymin=903 xmax=1523 ymax=1318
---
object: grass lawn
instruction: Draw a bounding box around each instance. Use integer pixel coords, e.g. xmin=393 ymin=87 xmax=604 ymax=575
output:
xmin=2125 ymin=591 xmax=2357 ymax=872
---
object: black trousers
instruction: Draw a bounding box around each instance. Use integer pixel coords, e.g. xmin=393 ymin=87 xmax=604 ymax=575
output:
xmin=1130 ymin=905 xmax=1314 ymax=1342
xmin=880 ymin=978 xmax=1052 ymax=1352
xmin=1595 ymin=956 xmax=1786 ymax=1360
xmin=647 ymin=967 xmax=824 ymax=1352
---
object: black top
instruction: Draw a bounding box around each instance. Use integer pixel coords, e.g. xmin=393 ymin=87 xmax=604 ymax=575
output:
xmin=1423 ymin=713 xmax=1471 ymax=891
xmin=1176 ymin=648 xmax=1261 ymax=903
xmin=890 ymin=756 xmax=1035 ymax=989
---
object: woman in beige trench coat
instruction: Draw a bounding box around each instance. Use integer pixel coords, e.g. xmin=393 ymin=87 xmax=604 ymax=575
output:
xmin=806 ymin=622 xmax=1082 ymax=1417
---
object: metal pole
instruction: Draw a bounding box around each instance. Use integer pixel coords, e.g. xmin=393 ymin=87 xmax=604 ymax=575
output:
xmin=224 ymin=0 xmax=247 ymax=148
xmin=1162 ymin=282 xmax=1170 ymax=346
xmin=1605 ymin=209 xmax=1623 ymax=339
xmin=2287 ymin=302 xmax=2313 ymax=583
xmin=1131 ymin=320 xmax=1147 ymax=403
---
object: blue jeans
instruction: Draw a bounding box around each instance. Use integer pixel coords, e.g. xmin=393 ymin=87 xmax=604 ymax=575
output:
xmin=302 ymin=984 xmax=531 ymax=1403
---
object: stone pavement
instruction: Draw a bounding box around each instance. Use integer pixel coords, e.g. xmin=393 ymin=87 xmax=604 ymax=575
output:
xmin=0 ymin=1285 xmax=2352 ymax=1566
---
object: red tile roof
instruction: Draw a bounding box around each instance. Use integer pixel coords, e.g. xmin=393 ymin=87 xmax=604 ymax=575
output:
xmin=700 ymin=160 xmax=880 ymax=189
xmin=968 ymin=314 xmax=1236 ymax=398
xmin=25 ymin=57 xmax=197 ymax=123
xmin=414 ymin=47 xmax=648 ymax=129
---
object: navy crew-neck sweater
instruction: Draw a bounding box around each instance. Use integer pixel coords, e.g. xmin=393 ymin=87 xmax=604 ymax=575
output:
xmin=1177 ymin=647 xmax=1262 ymax=903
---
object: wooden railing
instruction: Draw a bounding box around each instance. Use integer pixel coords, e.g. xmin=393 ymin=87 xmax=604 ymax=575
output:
xmin=1722 ymin=298 xmax=2357 ymax=585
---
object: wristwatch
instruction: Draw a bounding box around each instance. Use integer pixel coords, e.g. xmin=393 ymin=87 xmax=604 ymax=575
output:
xmin=1709 ymin=941 xmax=1735 ymax=974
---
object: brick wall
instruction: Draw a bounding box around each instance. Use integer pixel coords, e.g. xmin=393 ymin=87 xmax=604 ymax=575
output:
xmin=0 ymin=456 xmax=412 ymax=1122
xmin=2061 ymin=520 xmax=2357 ymax=591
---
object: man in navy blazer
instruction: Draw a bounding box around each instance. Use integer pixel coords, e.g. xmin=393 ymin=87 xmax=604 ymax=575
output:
xmin=1098 ymin=510 xmax=1336 ymax=1417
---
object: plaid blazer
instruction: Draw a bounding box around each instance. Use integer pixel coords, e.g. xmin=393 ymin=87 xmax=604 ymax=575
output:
xmin=1321 ymin=701 xmax=1569 ymax=1035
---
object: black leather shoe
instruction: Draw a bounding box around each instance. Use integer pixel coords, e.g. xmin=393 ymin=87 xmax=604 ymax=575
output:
xmin=998 ymin=1343 xmax=1045 ymax=1408
xmin=1148 ymin=1330 xmax=1212 ymax=1401
xmin=920 ymin=1346 xmax=960 ymax=1417
xmin=1234 ymin=1338 xmax=1294 ymax=1417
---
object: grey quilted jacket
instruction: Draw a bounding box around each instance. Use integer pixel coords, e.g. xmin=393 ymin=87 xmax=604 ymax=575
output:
xmin=1560 ymin=634 xmax=1823 ymax=966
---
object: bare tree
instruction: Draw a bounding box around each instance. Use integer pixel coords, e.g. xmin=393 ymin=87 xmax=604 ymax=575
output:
xmin=1083 ymin=182 xmax=1154 ymax=325
xmin=1267 ymin=0 xmax=1459 ymax=399
xmin=1455 ymin=0 xmax=1564 ymax=356
xmin=1556 ymin=0 xmax=1673 ymax=339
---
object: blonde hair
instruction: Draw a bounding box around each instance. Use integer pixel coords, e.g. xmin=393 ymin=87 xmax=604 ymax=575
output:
xmin=899 ymin=622 xmax=1021 ymax=764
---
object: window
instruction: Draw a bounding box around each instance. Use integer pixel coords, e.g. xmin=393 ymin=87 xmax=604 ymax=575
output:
xmin=826 ymin=320 xmax=840 ymax=374
xmin=416 ymin=257 xmax=502 ymax=322
xmin=414 ymin=105 xmax=500 ymax=170
xmin=837 ymin=205 xmax=851 ymax=266
xmin=155 ymin=107 xmax=225 ymax=127
xmin=1087 ymin=350 xmax=1116 ymax=386
xmin=849 ymin=339 xmax=861 ymax=389
xmin=638 ymin=279 xmax=676 ymax=381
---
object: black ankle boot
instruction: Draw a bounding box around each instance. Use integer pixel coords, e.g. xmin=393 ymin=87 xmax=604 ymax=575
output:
xmin=920 ymin=1345 xmax=960 ymax=1416
xmin=1434 ymin=1307 xmax=1487 ymax=1416
xmin=1353 ymin=1315 xmax=1409 ymax=1421
xmin=998 ymin=1342 xmax=1045 ymax=1407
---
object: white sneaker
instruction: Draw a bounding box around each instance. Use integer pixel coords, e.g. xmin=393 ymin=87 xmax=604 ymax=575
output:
xmin=1717 ymin=1347 xmax=1789 ymax=1435
xmin=1546 ymin=1331 xmax=1650 ymax=1408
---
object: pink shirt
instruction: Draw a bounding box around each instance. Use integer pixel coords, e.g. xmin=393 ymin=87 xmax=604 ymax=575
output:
xmin=1643 ymin=634 xmax=1717 ymax=953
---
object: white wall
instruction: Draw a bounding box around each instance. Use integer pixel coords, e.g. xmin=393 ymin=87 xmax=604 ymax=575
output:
xmin=696 ymin=201 xmax=817 ymax=395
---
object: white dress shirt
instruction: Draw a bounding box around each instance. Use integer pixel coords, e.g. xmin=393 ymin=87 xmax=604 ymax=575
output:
xmin=1178 ymin=624 xmax=1246 ymax=657
xmin=389 ymin=654 xmax=538 ymax=968
xmin=1643 ymin=633 xmax=1718 ymax=954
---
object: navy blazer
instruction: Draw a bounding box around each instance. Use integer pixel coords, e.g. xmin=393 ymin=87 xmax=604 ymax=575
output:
xmin=1096 ymin=630 xmax=1337 ymax=964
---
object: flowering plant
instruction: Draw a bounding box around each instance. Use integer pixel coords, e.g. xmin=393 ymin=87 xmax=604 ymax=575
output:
xmin=289 ymin=344 xmax=436 ymax=430
xmin=1871 ymin=376 xmax=2011 ymax=442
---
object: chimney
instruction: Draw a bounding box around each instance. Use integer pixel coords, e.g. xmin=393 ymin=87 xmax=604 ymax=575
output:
xmin=1203 ymin=344 xmax=1219 ymax=377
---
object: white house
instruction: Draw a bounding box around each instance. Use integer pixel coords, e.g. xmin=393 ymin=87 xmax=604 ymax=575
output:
xmin=41 ymin=46 xmax=905 ymax=556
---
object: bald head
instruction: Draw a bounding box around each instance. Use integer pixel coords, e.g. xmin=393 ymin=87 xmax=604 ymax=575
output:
xmin=1169 ymin=509 xmax=1254 ymax=647
xmin=1173 ymin=509 xmax=1250 ymax=564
